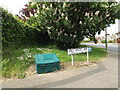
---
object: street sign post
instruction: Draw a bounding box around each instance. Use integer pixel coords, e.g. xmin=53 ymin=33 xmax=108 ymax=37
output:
xmin=67 ymin=47 xmax=92 ymax=66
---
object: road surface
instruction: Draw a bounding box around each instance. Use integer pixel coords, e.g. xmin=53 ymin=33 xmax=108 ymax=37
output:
xmin=81 ymin=43 xmax=119 ymax=52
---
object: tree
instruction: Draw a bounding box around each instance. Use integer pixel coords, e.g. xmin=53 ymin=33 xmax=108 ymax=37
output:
xmin=18 ymin=2 xmax=120 ymax=49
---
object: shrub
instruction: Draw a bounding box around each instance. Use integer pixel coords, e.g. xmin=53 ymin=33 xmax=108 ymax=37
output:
xmin=108 ymin=40 xmax=114 ymax=43
xmin=1 ymin=7 xmax=25 ymax=47
xmin=1 ymin=7 xmax=41 ymax=47
xmin=101 ymin=40 xmax=105 ymax=43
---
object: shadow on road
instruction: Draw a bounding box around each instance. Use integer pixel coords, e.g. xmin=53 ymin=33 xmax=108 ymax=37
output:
xmin=30 ymin=63 xmax=107 ymax=88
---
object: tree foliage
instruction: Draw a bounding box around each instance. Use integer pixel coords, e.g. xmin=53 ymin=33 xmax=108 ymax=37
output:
xmin=18 ymin=2 xmax=120 ymax=49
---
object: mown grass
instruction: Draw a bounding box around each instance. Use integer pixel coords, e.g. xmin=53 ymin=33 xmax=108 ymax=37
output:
xmin=2 ymin=44 xmax=107 ymax=79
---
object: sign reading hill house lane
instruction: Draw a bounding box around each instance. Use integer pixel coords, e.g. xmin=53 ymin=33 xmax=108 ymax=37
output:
xmin=67 ymin=47 xmax=92 ymax=66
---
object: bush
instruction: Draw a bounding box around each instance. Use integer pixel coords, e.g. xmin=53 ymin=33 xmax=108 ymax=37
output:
xmin=101 ymin=40 xmax=105 ymax=43
xmin=108 ymin=40 xmax=114 ymax=43
xmin=1 ymin=7 xmax=47 ymax=47
xmin=1 ymin=7 xmax=25 ymax=47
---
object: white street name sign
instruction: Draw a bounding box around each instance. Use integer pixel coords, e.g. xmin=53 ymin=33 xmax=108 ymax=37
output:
xmin=67 ymin=47 xmax=92 ymax=66
xmin=68 ymin=47 xmax=92 ymax=55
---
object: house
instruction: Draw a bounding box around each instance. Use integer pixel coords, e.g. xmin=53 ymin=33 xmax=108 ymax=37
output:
xmin=95 ymin=19 xmax=119 ymax=43
xmin=116 ymin=32 xmax=120 ymax=43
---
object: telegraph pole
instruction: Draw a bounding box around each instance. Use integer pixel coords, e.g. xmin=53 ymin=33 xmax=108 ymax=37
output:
xmin=105 ymin=27 xmax=108 ymax=52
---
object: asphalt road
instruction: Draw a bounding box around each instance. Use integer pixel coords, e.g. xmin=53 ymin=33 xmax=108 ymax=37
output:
xmin=2 ymin=43 xmax=118 ymax=88
xmin=81 ymin=43 xmax=119 ymax=52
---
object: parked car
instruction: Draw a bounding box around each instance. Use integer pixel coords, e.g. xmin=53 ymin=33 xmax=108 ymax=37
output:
xmin=117 ymin=38 xmax=120 ymax=43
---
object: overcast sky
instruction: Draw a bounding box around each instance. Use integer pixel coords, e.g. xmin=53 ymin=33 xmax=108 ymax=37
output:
xmin=0 ymin=0 xmax=118 ymax=36
xmin=0 ymin=0 xmax=31 ymax=15
xmin=96 ymin=20 xmax=118 ymax=36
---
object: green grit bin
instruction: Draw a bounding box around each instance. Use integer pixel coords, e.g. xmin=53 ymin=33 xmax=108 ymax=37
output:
xmin=35 ymin=53 xmax=60 ymax=74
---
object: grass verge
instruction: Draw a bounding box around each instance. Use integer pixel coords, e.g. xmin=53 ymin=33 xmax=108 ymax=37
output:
xmin=2 ymin=44 xmax=107 ymax=79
